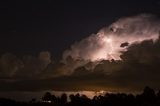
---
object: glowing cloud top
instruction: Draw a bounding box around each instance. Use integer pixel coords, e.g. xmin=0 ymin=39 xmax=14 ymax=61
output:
xmin=63 ymin=14 xmax=160 ymax=64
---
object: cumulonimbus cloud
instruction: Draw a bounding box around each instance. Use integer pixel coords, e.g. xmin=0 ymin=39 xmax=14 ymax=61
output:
xmin=0 ymin=14 xmax=160 ymax=79
xmin=62 ymin=14 xmax=160 ymax=71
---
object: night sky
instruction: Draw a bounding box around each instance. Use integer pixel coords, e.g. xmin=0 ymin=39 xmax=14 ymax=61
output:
xmin=1 ymin=0 xmax=160 ymax=56
xmin=0 ymin=0 xmax=160 ymax=101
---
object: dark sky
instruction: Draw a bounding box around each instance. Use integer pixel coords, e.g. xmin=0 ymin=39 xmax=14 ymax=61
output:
xmin=0 ymin=0 xmax=160 ymax=57
xmin=0 ymin=0 xmax=160 ymax=101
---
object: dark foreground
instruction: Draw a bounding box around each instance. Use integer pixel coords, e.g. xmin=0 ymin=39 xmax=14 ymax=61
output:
xmin=1 ymin=86 xmax=160 ymax=106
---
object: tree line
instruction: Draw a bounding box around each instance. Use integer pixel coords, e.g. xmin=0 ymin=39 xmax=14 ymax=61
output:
xmin=1 ymin=86 xmax=160 ymax=106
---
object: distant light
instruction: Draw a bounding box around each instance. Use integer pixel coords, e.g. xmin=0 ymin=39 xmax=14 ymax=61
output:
xmin=42 ymin=100 xmax=51 ymax=103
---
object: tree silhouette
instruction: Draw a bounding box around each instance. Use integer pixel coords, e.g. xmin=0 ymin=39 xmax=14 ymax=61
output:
xmin=142 ymin=86 xmax=156 ymax=102
xmin=60 ymin=93 xmax=67 ymax=104
xmin=30 ymin=98 xmax=36 ymax=103
xmin=42 ymin=92 xmax=52 ymax=102
xmin=1 ymin=86 xmax=160 ymax=106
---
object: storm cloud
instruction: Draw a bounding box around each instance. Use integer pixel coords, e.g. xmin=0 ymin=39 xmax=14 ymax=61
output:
xmin=0 ymin=51 xmax=53 ymax=79
xmin=62 ymin=14 xmax=160 ymax=72
xmin=0 ymin=14 xmax=160 ymax=92
xmin=0 ymin=38 xmax=160 ymax=92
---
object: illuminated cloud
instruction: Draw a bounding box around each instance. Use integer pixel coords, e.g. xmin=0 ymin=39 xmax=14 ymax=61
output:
xmin=0 ymin=14 xmax=160 ymax=92
xmin=1 ymin=38 xmax=160 ymax=92
xmin=63 ymin=14 xmax=160 ymax=72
